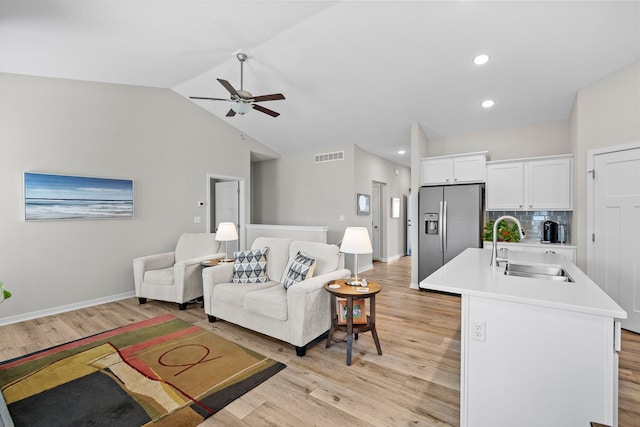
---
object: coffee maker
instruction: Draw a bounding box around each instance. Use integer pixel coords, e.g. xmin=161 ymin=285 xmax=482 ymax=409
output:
xmin=542 ymin=220 xmax=559 ymax=243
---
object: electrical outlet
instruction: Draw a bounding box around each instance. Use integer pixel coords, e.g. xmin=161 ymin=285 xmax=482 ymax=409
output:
xmin=471 ymin=320 xmax=486 ymax=342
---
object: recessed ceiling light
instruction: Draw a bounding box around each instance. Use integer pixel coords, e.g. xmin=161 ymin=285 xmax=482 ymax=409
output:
xmin=473 ymin=54 xmax=490 ymax=65
xmin=481 ymin=99 xmax=495 ymax=108
xmin=398 ymin=150 xmax=406 ymax=155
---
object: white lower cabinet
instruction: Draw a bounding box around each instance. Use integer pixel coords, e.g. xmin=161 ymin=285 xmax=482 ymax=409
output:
xmin=524 ymin=245 xmax=575 ymax=262
xmin=462 ymin=295 xmax=618 ymax=426
xmin=483 ymin=241 xmax=576 ymax=262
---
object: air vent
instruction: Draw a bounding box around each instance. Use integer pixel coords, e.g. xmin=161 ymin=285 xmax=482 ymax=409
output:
xmin=314 ymin=151 xmax=344 ymax=163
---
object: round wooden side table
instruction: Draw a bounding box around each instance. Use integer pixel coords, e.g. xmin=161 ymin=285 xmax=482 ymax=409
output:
xmin=324 ymin=279 xmax=382 ymax=366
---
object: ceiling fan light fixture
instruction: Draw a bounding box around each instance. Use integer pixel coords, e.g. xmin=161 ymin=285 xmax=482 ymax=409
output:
xmin=231 ymin=101 xmax=252 ymax=115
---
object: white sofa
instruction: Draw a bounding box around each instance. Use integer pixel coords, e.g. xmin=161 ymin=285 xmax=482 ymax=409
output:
xmin=203 ymin=237 xmax=350 ymax=356
xmin=133 ymin=233 xmax=225 ymax=310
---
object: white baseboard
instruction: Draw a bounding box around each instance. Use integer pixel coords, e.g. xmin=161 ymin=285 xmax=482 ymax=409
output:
xmin=357 ymin=263 xmax=373 ymax=274
xmin=409 ymin=282 xmax=420 ymax=290
xmin=0 ymin=291 xmax=136 ymax=327
xmin=379 ymin=254 xmax=404 ymax=263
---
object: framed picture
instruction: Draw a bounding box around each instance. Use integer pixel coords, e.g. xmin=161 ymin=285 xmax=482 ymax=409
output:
xmin=356 ymin=193 xmax=370 ymax=215
xmin=391 ymin=197 xmax=400 ymax=218
xmin=338 ymin=299 xmax=368 ymax=325
xmin=24 ymin=172 xmax=134 ymax=221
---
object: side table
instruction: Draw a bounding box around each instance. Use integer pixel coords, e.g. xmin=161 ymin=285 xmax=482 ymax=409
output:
xmin=197 ymin=259 xmax=221 ymax=307
xmin=200 ymin=259 xmax=220 ymax=268
xmin=324 ymin=279 xmax=382 ymax=366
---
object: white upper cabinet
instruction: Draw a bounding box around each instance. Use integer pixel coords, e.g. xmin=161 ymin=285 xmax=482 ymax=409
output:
xmin=486 ymin=162 xmax=524 ymax=209
xmin=421 ymin=157 xmax=451 ymax=185
xmin=525 ymin=157 xmax=573 ymax=210
xmin=486 ymin=154 xmax=573 ymax=211
xmin=421 ymin=152 xmax=487 ymax=185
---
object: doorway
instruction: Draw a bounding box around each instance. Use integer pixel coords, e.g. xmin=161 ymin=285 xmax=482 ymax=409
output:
xmin=588 ymin=143 xmax=640 ymax=333
xmin=207 ymin=174 xmax=246 ymax=251
xmin=371 ymin=182 xmax=383 ymax=261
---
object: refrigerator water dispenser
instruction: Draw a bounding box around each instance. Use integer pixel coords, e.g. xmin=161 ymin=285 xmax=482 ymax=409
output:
xmin=425 ymin=213 xmax=439 ymax=234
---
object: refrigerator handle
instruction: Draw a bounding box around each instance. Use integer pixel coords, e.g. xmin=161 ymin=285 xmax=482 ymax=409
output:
xmin=438 ymin=201 xmax=444 ymax=253
xmin=443 ymin=200 xmax=448 ymax=253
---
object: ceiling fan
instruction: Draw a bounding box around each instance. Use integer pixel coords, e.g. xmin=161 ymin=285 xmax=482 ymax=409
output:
xmin=190 ymin=52 xmax=285 ymax=117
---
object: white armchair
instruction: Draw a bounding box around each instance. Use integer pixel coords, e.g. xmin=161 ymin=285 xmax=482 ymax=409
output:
xmin=133 ymin=233 xmax=225 ymax=310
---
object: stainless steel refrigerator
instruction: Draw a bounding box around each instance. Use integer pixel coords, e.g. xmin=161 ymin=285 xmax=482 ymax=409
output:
xmin=418 ymin=184 xmax=484 ymax=283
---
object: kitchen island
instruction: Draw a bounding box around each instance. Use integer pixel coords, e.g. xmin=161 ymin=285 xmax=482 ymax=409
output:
xmin=420 ymin=248 xmax=626 ymax=427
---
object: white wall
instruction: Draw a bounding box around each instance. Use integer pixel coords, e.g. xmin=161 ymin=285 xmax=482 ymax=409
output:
xmin=0 ymin=73 xmax=278 ymax=324
xmin=570 ymin=60 xmax=640 ymax=269
xmin=424 ymin=119 xmax=570 ymax=161
xmin=252 ymin=144 xmax=356 ymax=244
xmin=410 ymin=123 xmax=429 ymax=287
xmin=251 ymin=143 xmax=410 ymax=272
xmin=353 ymin=145 xmax=410 ymax=263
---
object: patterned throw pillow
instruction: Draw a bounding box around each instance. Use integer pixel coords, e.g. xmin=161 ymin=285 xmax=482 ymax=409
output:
xmin=283 ymin=250 xmax=316 ymax=290
xmin=232 ymin=247 xmax=269 ymax=284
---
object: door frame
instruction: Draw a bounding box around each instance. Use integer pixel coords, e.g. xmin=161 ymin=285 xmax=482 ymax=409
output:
xmin=207 ymin=173 xmax=247 ymax=250
xmin=371 ymin=181 xmax=385 ymax=261
xmin=586 ymin=141 xmax=640 ymax=278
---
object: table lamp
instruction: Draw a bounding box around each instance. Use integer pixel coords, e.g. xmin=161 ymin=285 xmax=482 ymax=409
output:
xmin=340 ymin=227 xmax=373 ymax=286
xmin=215 ymin=222 xmax=238 ymax=263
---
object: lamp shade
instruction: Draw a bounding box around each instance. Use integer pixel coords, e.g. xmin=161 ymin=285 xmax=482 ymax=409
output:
xmin=215 ymin=222 xmax=238 ymax=241
xmin=231 ymin=101 xmax=252 ymax=115
xmin=340 ymin=227 xmax=373 ymax=254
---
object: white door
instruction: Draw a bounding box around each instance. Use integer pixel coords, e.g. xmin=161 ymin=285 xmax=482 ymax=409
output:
xmin=371 ymin=183 xmax=381 ymax=260
xmin=215 ymin=180 xmax=240 ymax=254
xmin=593 ymin=147 xmax=640 ymax=332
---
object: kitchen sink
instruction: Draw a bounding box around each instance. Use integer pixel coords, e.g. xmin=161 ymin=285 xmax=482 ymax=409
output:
xmin=504 ymin=263 xmax=573 ymax=282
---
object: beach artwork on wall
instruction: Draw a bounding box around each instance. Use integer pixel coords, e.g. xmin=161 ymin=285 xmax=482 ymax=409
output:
xmin=24 ymin=172 xmax=134 ymax=221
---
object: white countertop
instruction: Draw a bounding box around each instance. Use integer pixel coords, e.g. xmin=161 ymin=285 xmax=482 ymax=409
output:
xmin=420 ymin=248 xmax=626 ymax=318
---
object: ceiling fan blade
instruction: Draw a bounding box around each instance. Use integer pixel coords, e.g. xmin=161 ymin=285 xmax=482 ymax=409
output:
xmin=252 ymin=104 xmax=280 ymax=117
xmin=189 ymin=96 xmax=230 ymax=102
xmin=251 ymin=93 xmax=286 ymax=102
xmin=217 ymin=79 xmax=239 ymax=97
xmin=226 ymin=109 xmax=236 ymax=117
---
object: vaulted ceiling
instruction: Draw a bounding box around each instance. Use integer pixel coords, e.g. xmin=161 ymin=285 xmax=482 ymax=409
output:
xmin=2 ymin=1 xmax=638 ymax=166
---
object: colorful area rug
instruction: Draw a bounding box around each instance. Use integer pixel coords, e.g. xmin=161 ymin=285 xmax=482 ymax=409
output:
xmin=0 ymin=314 xmax=285 ymax=427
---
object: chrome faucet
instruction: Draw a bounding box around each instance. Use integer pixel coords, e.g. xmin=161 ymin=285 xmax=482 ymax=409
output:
xmin=490 ymin=215 xmax=525 ymax=267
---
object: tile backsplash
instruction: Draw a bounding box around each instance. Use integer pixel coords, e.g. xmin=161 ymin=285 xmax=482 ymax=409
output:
xmin=486 ymin=211 xmax=572 ymax=243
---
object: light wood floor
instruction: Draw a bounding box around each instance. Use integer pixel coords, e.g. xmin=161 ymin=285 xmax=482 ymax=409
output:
xmin=1 ymin=256 xmax=639 ymax=426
